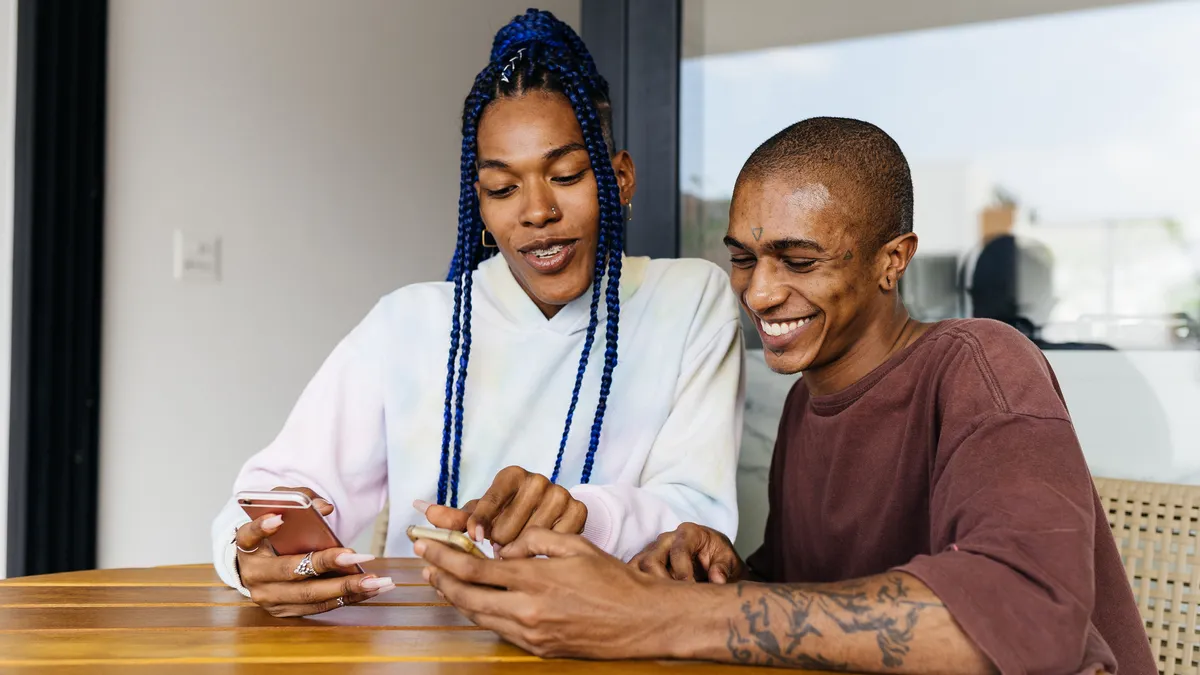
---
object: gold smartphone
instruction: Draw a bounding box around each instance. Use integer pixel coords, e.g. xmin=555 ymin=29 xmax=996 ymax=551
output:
xmin=407 ymin=525 xmax=488 ymax=559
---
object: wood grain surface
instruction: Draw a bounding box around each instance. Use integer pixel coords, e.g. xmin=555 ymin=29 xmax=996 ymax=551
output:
xmin=0 ymin=559 xmax=806 ymax=673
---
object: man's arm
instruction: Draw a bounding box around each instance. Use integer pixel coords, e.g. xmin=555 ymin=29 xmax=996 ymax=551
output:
xmin=418 ymin=530 xmax=994 ymax=674
xmin=689 ymin=573 xmax=994 ymax=673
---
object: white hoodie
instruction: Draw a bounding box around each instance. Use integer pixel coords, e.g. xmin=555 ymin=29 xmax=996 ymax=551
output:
xmin=211 ymin=254 xmax=744 ymax=593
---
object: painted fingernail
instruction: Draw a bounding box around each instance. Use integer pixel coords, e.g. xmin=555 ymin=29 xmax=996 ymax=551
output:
xmin=413 ymin=499 xmax=431 ymax=514
xmin=361 ymin=577 xmax=393 ymax=590
xmin=475 ymin=525 xmax=485 ymax=542
xmin=335 ymin=553 xmax=375 ymax=567
xmin=413 ymin=541 xmax=426 ymax=555
xmin=262 ymin=515 xmax=284 ymax=531
xmin=375 ymin=584 xmax=396 ymax=595
xmin=422 ymin=567 xmax=432 ymax=582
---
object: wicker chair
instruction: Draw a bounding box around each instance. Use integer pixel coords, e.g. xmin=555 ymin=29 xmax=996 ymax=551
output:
xmin=1095 ymin=477 xmax=1200 ymax=675
xmin=371 ymin=503 xmax=389 ymax=557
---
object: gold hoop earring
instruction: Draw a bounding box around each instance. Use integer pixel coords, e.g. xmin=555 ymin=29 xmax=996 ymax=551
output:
xmin=481 ymin=229 xmax=498 ymax=248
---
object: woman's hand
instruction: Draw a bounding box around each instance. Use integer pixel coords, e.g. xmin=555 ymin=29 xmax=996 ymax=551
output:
xmin=628 ymin=522 xmax=745 ymax=583
xmin=234 ymin=486 xmax=394 ymax=617
xmin=417 ymin=466 xmax=588 ymax=547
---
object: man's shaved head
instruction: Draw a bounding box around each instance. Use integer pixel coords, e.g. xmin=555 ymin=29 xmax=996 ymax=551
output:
xmin=738 ymin=117 xmax=914 ymax=250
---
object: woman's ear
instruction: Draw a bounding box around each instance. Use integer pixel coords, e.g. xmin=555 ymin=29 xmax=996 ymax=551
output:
xmin=610 ymin=150 xmax=637 ymax=205
xmin=878 ymin=232 xmax=919 ymax=292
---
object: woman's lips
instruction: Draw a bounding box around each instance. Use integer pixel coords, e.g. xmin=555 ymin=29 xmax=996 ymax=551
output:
xmin=522 ymin=240 xmax=578 ymax=273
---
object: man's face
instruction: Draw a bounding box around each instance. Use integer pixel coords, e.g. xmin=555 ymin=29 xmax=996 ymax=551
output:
xmin=726 ymin=177 xmax=878 ymax=375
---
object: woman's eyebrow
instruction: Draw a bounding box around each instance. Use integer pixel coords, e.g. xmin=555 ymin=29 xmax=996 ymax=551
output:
xmin=543 ymin=142 xmax=587 ymax=162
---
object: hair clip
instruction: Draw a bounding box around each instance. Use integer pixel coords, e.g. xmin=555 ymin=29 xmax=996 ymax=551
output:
xmin=500 ymin=48 xmax=525 ymax=83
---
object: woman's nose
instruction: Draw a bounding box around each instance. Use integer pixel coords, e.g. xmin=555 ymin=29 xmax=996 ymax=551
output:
xmin=521 ymin=186 xmax=562 ymax=228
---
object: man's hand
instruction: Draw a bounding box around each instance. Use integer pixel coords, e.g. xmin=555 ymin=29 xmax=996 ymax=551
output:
xmin=416 ymin=466 xmax=588 ymax=547
xmin=415 ymin=528 xmax=690 ymax=659
xmin=629 ymin=523 xmax=745 ymax=583
xmin=234 ymin=486 xmax=394 ymax=617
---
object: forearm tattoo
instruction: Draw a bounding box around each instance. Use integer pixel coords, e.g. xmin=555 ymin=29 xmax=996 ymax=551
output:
xmin=725 ymin=573 xmax=944 ymax=670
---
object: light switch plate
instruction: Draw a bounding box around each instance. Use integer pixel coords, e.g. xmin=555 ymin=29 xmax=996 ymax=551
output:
xmin=173 ymin=230 xmax=221 ymax=282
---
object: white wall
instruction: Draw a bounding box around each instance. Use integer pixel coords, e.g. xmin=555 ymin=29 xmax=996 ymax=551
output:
xmin=100 ymin=0 xmax=580 ymax=569
xmin=0 ymin=0 xmax=15 ymax=579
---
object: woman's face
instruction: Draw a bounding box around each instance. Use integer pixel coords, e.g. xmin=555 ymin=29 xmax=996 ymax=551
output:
xmin=475 ymin=92 xmax=635 ymax=317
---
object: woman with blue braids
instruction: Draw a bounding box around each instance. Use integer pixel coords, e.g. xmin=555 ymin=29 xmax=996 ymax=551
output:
xmin=212 ymin=8 xmax=743 ymax=617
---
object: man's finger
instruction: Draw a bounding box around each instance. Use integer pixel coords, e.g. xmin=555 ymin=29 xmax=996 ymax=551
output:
xmin=496 ymin=527 xmax=593 ymax=560
xmin=465 ymin=468 xmax=526 ymax=542
xmin=425 ymin=563 xmax=516 ymax=616
xmin=417 ymin=540 xmax=519 ymax=589
xmin=422 ymin=503 xmax=470 ymax=532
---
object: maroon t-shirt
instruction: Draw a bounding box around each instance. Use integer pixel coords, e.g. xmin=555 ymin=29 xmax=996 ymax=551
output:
xmin=747 ymin=319 xmax=1154 ymax=674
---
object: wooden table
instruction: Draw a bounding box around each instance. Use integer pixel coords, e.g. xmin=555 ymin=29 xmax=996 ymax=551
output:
xmin=0 ymin=559 xmax=777 ymax=673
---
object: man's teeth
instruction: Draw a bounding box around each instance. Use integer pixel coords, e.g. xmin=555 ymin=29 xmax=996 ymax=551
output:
xmin=531 ymin=244 xmax=565 ymax=259
xmin=761 ymin=317 xmax=811 ymax=337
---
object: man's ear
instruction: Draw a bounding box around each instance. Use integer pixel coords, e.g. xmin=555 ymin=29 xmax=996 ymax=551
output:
xmin=610 ymin=150 xmax=637 ymax=205
xmin=878 ymin=232 xmax=918 ymax=292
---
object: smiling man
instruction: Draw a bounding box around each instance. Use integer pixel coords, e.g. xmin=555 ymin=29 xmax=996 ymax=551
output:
xmin=416 ymin=117 xmax=1154 ymax=674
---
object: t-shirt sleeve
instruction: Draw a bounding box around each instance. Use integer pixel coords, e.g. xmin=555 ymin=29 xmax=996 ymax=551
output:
xmin=897 ymin=412 xmax=1114 ymax=675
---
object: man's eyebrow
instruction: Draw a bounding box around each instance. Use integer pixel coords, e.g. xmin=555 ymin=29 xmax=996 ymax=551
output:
xmin=477 ymin=142 xmax=588 ymax=173
xmin=764 ymin=237 xmax=826 ymax=254
xmin=722 ymin=235 xmax=827 ymax=254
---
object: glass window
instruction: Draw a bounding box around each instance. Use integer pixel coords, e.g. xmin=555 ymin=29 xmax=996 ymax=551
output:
xmin=680 ymin=0 xmax=1200 ymax=550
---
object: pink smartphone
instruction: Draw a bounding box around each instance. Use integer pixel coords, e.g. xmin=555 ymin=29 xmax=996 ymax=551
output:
xmin=236 ymin=490 xmax=364 ymax=576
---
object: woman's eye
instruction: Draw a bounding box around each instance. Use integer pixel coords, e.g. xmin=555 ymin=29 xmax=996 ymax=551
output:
xmin=729 ymin=256 xmax=756 ymax=269
xmin=551 ymin=170 xmax=588 ymax=185
xmin=484 ymin=185 xmax=516 ymax=198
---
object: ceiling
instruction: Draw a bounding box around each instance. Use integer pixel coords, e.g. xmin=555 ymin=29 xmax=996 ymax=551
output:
xmin=682 ymin=0 xmax=1162 ymax=57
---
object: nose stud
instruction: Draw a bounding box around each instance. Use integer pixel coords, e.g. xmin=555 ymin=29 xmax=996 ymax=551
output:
xmin=550 ymin=206 xmax=558 ymax=216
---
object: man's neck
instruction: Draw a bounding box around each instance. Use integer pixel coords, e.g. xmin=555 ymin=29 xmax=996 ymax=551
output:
xmin=802 ymin=307 xmax=928 ymax=397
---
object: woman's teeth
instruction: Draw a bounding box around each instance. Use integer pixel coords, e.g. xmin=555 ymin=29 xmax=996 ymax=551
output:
xmin=761 ymin=317 xmax=811 ymax=337
xmin=531 ymin=244 xmax=565 ymax=259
